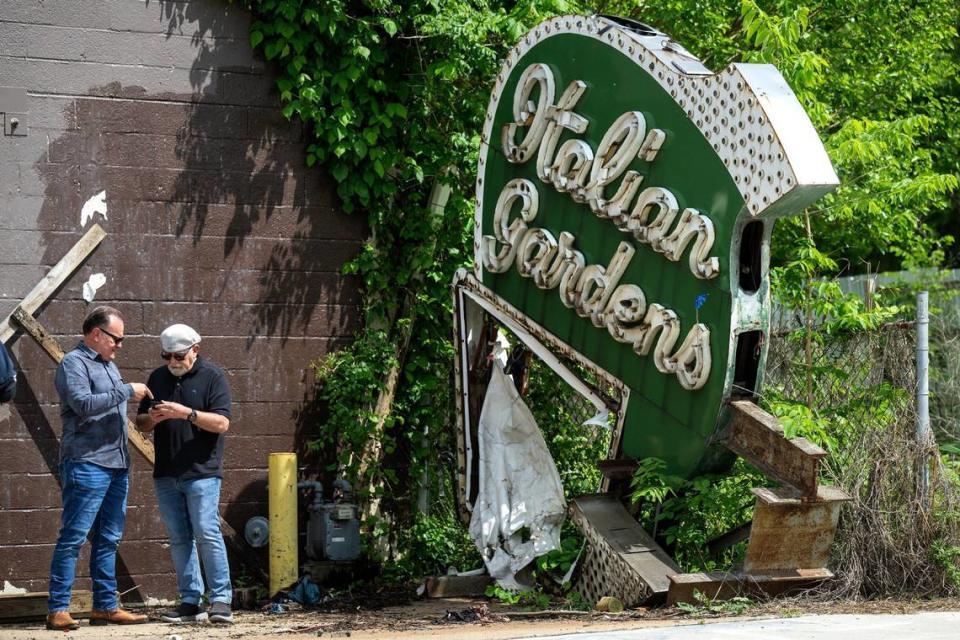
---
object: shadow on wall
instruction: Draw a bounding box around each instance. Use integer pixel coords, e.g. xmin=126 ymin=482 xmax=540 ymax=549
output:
xmin=34 ymin=0 xmax=361 ymax=346
xmin=18 ymin=0 xmax=363 ymax=597
xmin=156 ymin=0 xmax=361 ymax=342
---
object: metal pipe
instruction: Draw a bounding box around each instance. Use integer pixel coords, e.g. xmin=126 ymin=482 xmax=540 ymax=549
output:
xmin=917 ymin=291 xmax=930 ymax=507
xmin=269 ymin=452 xmax=298 ymax=596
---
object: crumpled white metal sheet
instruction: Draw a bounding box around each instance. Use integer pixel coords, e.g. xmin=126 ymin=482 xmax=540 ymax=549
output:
xmin=468 ymin=347 xmax=567 ymax=590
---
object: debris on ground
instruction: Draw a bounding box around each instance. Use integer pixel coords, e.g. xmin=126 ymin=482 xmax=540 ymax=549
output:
xmin=440 ymin=603 xmax=508 ymax=623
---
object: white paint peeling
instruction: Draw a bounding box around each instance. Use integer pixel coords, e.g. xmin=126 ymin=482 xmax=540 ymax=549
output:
xmin=80 ymin=190 xmax=107 ymax=227
xmin=82 ymin=273 xmax=107 ymax=303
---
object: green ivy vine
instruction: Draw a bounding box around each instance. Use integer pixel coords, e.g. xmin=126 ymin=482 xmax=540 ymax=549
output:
xmin=239 ymin=0 xmax=579 ymax=556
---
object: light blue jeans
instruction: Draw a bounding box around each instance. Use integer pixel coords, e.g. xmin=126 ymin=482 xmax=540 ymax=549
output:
xmin=154 ymin=476 xmax=232 ymax=605
xmin=48 ymin=460 xmax=128 ymax=612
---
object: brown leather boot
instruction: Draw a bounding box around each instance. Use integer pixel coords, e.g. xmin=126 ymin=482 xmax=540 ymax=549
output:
xmin=89 ymin=608 xmax=148 ymax=625
xmin=45 ymin=611 xmax=80 ymax=631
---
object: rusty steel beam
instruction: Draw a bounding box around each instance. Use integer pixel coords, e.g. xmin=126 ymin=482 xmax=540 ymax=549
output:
xmin=597 ymin=458 xmax=639 ymax=481
xmin=667 ymin=568 xmax=833 ymax=605
xmin=724 ymin=400 xmax=826 ymax=496
xmin=743 ymin=485 xmax=850 ymax=574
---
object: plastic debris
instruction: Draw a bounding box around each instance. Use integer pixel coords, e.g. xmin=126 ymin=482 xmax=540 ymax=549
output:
xmin=288 ymin=576 xmax=322 ymax=605
xmin=469 ymin=342 xmax=566 ymax=591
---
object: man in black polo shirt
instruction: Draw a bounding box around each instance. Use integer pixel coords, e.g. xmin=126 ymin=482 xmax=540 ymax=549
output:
xmin=135 ymin=324 xmax=234 ymax=624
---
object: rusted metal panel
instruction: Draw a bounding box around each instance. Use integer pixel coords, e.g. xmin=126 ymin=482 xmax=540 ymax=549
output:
xmin=424 ymin=574 xmax=494 ymax=598
xmin=570 ymin=494 xmax=680 ymax=607
xmin=743 ymin=486 xmax=850 ymax=573
xmin=597 ymin=458 xmax=639 ymax=481
xmin=667 ymin=568 xmax=833 ymax=605
xmin=724 ymin=400 xmax=826 ymax=496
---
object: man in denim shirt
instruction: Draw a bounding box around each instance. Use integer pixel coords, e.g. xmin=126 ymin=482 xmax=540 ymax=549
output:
xmin=46 ymin=306 xmax=153 ymax=631
xmin=0 ymin=341 xmax=16 ymax=403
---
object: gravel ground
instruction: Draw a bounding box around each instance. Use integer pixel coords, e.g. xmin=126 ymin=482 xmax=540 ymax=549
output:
xmin=2 ymin=595 xmax=959 ymax=639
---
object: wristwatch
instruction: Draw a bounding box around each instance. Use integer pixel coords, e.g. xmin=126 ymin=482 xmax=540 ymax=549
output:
xmin=187 ymin=408 xmax=198 ymax=424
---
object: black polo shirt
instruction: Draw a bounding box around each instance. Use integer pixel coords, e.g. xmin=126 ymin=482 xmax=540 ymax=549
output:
xmin=138 ymin=357 xmax=231 ymax=479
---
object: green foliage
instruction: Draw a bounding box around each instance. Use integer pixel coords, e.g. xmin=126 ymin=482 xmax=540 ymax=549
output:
xmin=931 ymin=541 xmax=960 ymax=591
xmin=242 ymin=0 xmax=960 ymax=581
xmin=602 ymin=0 xmax=960 ymax=274
xmin=484 ymin=583 xmax=552 ymax=609
xmin=311 ymin=328 xmax=398 ymax=469
xmin=240 ymin=0 xmax=577 ymax=548
xmin=387 ymin=508 xmax=482 ymax=581
xmin=524 ymin=359 xmax=611 ymax=500
xmin=676 ymin=591 xmax=754 ymax=616
xmin=534 ymin=530 xmax=582 ymax=577
xmin=564 ymin=589 xmax=593 ymax=611
xmin=630 ymin=458 xmax=765 ymax=571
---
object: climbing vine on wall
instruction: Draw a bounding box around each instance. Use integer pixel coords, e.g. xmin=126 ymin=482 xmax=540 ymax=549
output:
xmin=241 ymin=0 xmax=960 ymax=577
xmin=240 ymin=0 xmax=579 ymax=549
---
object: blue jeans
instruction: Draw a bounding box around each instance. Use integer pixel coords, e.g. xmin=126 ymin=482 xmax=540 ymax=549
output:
xmin=48 ymin=461 xmax=129 ymax=612
xmin=154 ymin=476 xmax=232 ymax=604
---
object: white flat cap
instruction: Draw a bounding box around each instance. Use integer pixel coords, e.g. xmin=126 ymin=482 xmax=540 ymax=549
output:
xmin=160 ymin=324 xmax=201 ymax=353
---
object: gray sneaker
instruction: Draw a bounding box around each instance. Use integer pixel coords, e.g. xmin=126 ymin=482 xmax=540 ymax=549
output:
xmin=209 ymin=601 xmax=234 ymax=624
xmin=160 ymin=602 xmax=208 ymax=623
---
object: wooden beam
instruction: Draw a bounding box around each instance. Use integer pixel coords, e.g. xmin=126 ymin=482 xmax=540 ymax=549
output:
xmin=11 ymin=306 xmax=156 ymax=465
xmin=0 ymin=224 xmax=106 ymax=345
xmin=0 ymin=590 xmax=92 ymax=622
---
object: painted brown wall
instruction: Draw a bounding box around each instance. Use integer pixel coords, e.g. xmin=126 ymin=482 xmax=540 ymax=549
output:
xmin=0 ymin=1 xmax=364 ymax=599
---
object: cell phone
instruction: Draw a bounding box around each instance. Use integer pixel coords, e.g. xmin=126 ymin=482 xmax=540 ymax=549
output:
xmin=147 ymin=399 xmax=163 ymax=408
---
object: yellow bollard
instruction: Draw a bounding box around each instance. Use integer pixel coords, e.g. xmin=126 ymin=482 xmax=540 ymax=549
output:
xmin=268 ymin=452 xmax=298 ymax=596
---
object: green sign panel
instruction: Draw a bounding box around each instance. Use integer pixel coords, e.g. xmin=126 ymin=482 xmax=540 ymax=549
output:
xmin=467 ymin=16 xmax=838 ymax=478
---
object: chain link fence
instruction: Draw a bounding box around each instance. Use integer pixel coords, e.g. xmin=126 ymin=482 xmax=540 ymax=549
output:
xmin=764 ymin=317 xmax=960 ymax=597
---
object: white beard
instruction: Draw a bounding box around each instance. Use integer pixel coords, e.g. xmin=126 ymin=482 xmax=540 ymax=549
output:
xmin=167 ymin=364 xmax=189 ymax=377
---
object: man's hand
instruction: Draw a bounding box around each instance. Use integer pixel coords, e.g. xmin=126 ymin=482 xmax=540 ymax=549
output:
xmin=150 ymin=400 xmax=191 ymax=422
xmin=130 ymin=383 xmax=153 ymax=403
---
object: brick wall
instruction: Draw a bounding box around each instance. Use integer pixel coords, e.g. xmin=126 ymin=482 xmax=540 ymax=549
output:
xmin=0 ymin=1 xmax=364 ymax=599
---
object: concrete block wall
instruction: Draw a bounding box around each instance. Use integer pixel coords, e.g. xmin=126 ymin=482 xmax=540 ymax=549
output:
xmin=0 ymin=1 xmax=365 ymax=599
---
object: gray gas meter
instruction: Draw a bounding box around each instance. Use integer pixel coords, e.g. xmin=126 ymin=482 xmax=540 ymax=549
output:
xmin=300 ymin=479 xmax=360 ymax=562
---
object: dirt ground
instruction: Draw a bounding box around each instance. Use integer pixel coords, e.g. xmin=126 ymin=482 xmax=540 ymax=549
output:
xmin=3 ymin=595 xmax=960 ymax=640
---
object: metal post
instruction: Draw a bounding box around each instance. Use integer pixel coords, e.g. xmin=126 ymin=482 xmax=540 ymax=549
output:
xmin=916 ymin=291 xmax=930 ymax=507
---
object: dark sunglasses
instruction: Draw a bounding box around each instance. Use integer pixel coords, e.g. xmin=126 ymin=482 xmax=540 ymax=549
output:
xmin=160 ymin=350 xmax=190 ymax=362
xmin=98 ymin=326 xmax=124 ymax=345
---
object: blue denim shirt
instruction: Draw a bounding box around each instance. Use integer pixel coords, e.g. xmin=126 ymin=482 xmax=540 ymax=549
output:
xmin=56 ymin=342 xmax=134 ymax=469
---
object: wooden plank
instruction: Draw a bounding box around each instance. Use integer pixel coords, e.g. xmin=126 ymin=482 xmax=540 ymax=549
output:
xmin=11 ymin=306 xmax=156 ymax=465
xmin=0 ymin=224 xmax=106 ymax=345
xmin=9 ymin=308 xmax=267 ymax=585
xmin=0 ymin=590 xmax=92 ymax=621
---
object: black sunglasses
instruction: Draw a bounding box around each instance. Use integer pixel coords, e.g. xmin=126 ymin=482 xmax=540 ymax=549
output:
xmin=160 ymin=350 xmax=190 ymax=362
xmin=98 ymin=326 xmax=124 ymax=345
